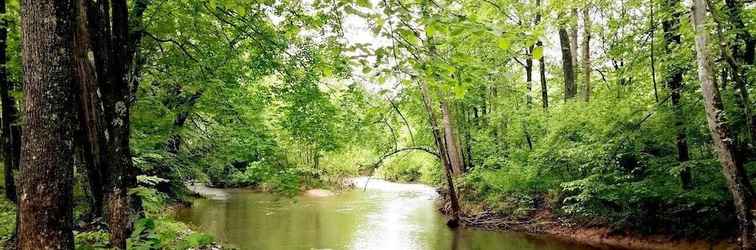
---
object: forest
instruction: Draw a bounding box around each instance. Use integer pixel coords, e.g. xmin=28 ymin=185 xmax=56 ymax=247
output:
xmin=0 ymin=0 xmax=754 ymax=249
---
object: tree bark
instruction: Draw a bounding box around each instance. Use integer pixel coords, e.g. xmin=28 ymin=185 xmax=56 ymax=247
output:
xmin=570 ymin=8 xmax=579 ymax=78
xmin=582 ymin=6 xmax=592 ymax=102
xmin=526 ymin=49 xmax=533 ymax=106
xmin=0 ymin=0 xmax=19 ymax=204
xmin=538 ymin=46 xmax=548 ymax=109
xmin=536 ymin=0 xmax=547 ymax=110
xmin=441 ymin=98 xmax=464 ymax=175
xmin=18 ymin=0 xmax=77 ymax=248
xmin=691 ymin=0 xmax=755 ymax=247
xmin=559 ymin=25 xmax=577 ymax=100
xmin=82 ymin=0 xmax=148 ymax=247
xmin=103 ymin=1 xmax=137 ymax=247
xmin=73 ymin=0 xmax=109 ymax=218
xmin=662 ymin=0 xmax=692 ymax=190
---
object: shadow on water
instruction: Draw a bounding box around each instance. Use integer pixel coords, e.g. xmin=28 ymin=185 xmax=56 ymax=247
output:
xmin=176 ymin=178 xmax=601 ymax=250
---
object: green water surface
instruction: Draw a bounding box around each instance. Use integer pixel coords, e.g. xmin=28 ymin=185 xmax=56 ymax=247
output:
xmin=175 ymin=179 xmax=600 ymax=250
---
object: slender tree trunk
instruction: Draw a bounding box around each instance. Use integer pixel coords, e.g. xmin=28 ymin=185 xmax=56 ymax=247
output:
xmin=420 ymin=0 xmax=460 ymax=226
xmin=419 ymin=82 xmax=461 ymax=227
xmin=692 ymin=1 xmax=755 ymax=248
xmin=524 ymin=44 xmax=535 ymax=149
xmin=165 ymin=90 xmax=202 ymax=154
xmin=559 ymin=25 xmax=577 ymax=100
xmin=536 ymin=0 xmax=547 ymax=109
xmin=74 ymin=0 xmax=108 ymax=218
xmin=538 ymin=50 xmax=548 ymax=109
xmin=441 ymin=99 xmax=464 ymax=175
xmin=662 ymin=0 xmax=692 ymax=190
xmin=650 ymin=0 xmax=659 ymax=103
xmin=570 ymin=8 xmax=579 ymax=78
xmin=526 ymin=49 xmax=533 ymax=106
xmin=582 ymin=6 xmax=592 ymax=102
xmin=18 ymin=0 xmax=77 ymax=248
xmin=0 ymin=0 xmax=18 ymax=204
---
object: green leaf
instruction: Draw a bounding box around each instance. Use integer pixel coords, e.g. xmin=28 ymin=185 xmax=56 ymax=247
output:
xmin=323 ymin=67 xmax=334 ymax=77
xmin=355 ymin=0 xmax=371 ymax=8
xmin=533 ymin=47 xmax=543 ymax=60
xmin=497 ymin=36 xmax=511 ymax=50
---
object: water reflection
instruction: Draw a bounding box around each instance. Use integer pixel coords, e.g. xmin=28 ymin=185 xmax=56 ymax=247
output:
xmin=176 ymin=179 xmax=599 ymax=250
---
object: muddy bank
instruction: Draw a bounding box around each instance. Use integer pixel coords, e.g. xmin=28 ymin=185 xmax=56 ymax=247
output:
xmin=439 ymin=201 xmax=737 ymax=250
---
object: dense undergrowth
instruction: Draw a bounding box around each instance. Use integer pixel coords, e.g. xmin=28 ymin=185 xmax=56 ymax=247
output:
xmin=395 ymin=95 xmax=750 ymax=240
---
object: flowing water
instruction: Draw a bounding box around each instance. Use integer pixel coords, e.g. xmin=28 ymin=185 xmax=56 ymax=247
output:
xmin=175 ymin=177 xmax=600 ymax=250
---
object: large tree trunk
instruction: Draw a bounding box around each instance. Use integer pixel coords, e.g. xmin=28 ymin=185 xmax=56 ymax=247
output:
xmin=662 ymin=0 xmax=692 ymax=190
xmin=18 ymin=0 xmax=77 ymax=248
xmin=559 ymin=25 xmax=577 ymax=100
xmin=0 ymin=0 xmax=18 ymax=204
xmin=582 ymin=6 xmax=592 ymax=102
xmin=691 ymin=0 xmax=755 ymax=248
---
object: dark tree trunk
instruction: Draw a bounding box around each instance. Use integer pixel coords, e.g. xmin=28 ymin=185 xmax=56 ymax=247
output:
xmin=74 ymin=0 xmax=107 ymax=218
xmin=582 ymin=6 xmax=592 ymax=102
xmin=662 ymin=0 xmax=692 ymax=190
xmin=559 ymin=26 xmax=576 ymax=100
xmin=82 ymin=0 xmax=149 ymax=247
xmin=692 ymin=1 xmax=755 ymax=248
xmin=536 ymin=0 xmax=547 ymax=110
xmin=538 ymin=50 xmax=548 ymax=109
xmin=165 ymin=90 xmax=202 ymax=154
xmin=0 ymin=0 xmax=18 ymax=204
xmin=526 ymin=48 xmax=533 ymax=106
xmin=18 ymin=0 xmax=77 ymax=248
xmin=102 ymin=1 xmax=137 ymax=247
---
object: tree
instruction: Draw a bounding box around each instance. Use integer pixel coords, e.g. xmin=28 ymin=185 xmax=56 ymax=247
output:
xmin=661 ymin=0 xmax=692 ymax=190
xmin=73 ymin=0 xmax=106 ymax=219
xmin=691 ymin=0 xmax=755 ymax=247
xmin=419 ymin=81 xmax=461 ymax=227
xmin=581 ymin=4 xmax=592 ymax=102
xmin=77 ymin=0 xmax=150 ymax=246
xmin=559 ymin=23 xmax=576 ymax=100
xmin=536 ymin=0 xmax=547 ymax=110
xmin=441 ymin=98 xmax=464 ymax=175
xmin=18 ymin=0 xmax=77 ymax=248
